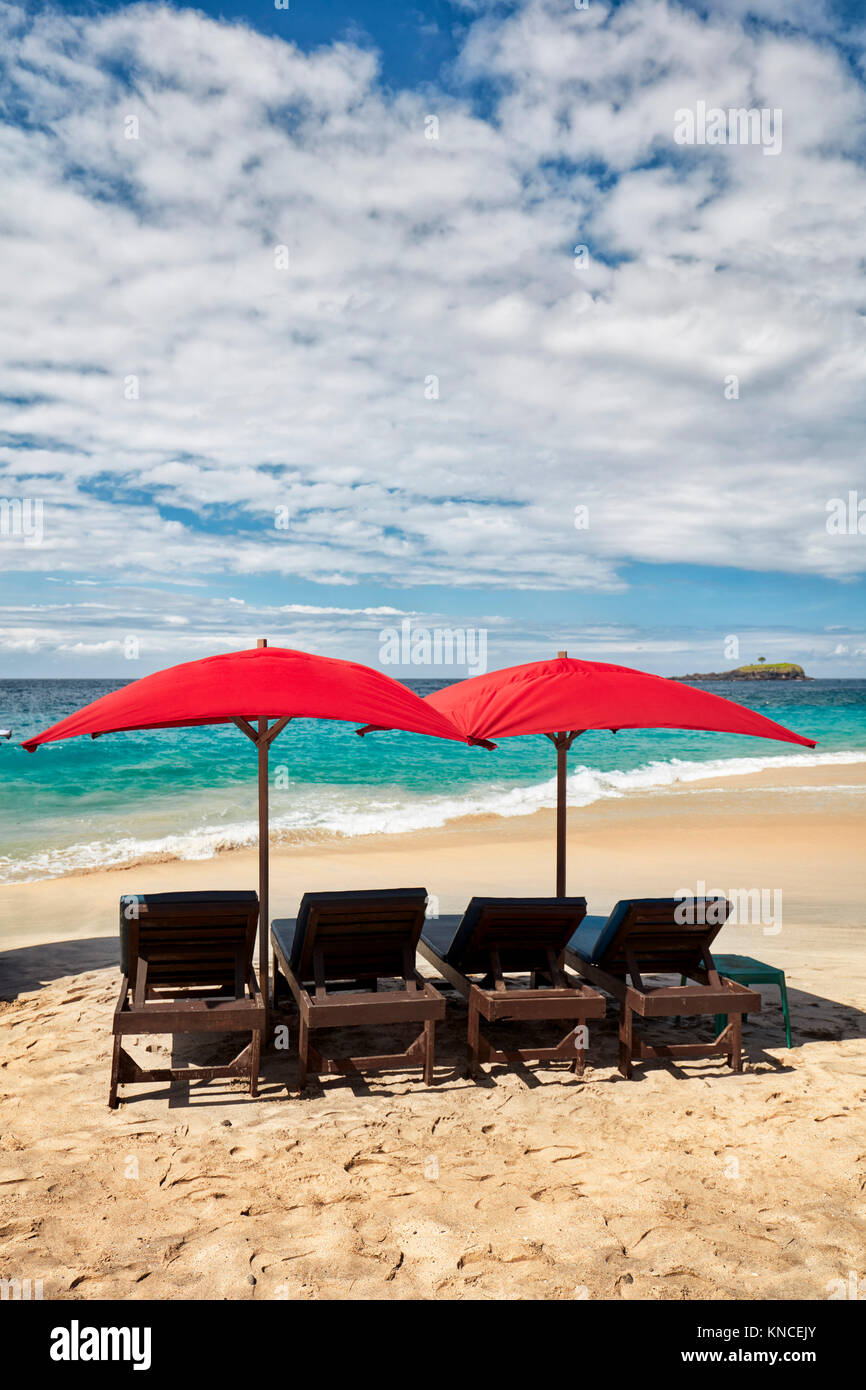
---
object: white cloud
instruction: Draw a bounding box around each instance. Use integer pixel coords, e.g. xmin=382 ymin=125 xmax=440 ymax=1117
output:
xmin=0 ymin=0 xmax=864 ymax=600
xmin=280 ymin=604 xmax=411 ymax=616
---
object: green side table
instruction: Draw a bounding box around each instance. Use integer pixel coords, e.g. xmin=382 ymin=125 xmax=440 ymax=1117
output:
xmin=680 ymin=953 xmax=791 ymax=1048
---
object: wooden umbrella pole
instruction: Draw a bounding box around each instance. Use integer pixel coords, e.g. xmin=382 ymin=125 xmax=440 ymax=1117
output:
xmin=231 ymin=642 xmax=293 ymax=1036
xmin=256 ymin=639 xmax=269 ymax=1031
xmin=556 ymin=734 xmax=568 ymax=897
xmin=555 ymin=651 xmax=568 ymax=898
xmin=257 ymin=714 xmax=269 ymax=1029
xmin=550 ymin=652 xmax=584 ymax=898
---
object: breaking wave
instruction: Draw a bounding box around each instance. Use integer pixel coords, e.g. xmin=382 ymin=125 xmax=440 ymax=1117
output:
xmin=2 ymin=747 xmax=864 ymax=883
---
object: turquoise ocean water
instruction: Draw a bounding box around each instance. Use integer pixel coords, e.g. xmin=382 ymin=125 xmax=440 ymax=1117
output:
xmin=1 ymin=678 xmax=864 ymax=883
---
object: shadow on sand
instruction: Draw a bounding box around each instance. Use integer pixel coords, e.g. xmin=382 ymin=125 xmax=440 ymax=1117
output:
xmin=2 ymin=941 xmax=864 ymax=1105
xmin=0 ymin=935 xmax=117 ymax=1001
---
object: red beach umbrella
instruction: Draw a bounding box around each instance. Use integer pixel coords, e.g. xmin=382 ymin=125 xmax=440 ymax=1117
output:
xmin=423 ymin=652 xmax=816 ymax=895
xmin=22 ymin=640 xmax=466 ymax=1019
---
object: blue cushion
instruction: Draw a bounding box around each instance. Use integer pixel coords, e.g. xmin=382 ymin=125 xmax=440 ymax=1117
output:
xmin=420 ymin=915 xmax=462 ymax=959
xmin=567 ymin=902 xmax=632 ymax=964
xmin=271 ymin=918 xmax=298 ymax=969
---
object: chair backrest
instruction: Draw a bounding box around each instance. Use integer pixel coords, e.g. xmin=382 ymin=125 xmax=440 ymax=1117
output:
xmin=444 ymin=897 xmax=588 ymax=974
xmin=119 ymin=891 xmax=259 ymax=991
xmin=596 ymin=897 xmax=729 ymax=977
xmin=290 ymin=888 xmax=428 ymax=982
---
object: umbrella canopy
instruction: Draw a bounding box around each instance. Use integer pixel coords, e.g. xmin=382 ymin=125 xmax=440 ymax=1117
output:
xmin=425 ymin=654 xmax=817 ymax=746
xmin=23 ymin=643 xmax=466 ymax=1021
xmin=423 ymin=653 xmax=816 ymax=895
xmin=21 ymin=646 xmax=464 ymax=749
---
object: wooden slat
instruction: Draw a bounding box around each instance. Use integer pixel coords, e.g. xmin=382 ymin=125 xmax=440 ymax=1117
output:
xmin=455 ymin=900 xmax=587 ymax=975
xmin=127 ymin=901 xmax=258 ymax=993
xmin=298 ymin=982 xmax=445 ymax=1029
xmin=476 ymin=983 xmax=606 ymax=1023
xmin=115 ymin=1005 xmax=266 ymax=1034
xmin=294 ymin=896 xmax=427 ymax=981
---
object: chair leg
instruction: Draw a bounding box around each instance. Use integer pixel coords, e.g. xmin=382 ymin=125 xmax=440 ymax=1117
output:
xmin=298 ymin=1015 xmax=309 ymax=1091
xmin=424 ymin=1019 xmax=435 ymax=1086
xmin=779 ymin=977 xmax=792 ymax=1048
xmin=467 ymin=999 xmax=480 ymax=1078
xmin=108 ymin=1033 xmax=122 ymax=1109
xmin=729 ymin=1011 xmax=743 ymax=1073
xmin=676 ymin=975 xmax=687 ymax=1028
xmin=249 ymin=1029 xmax=261 ymax=1097
xmin=573 ymin=1029 xmax=586 ymax=1078
xmin=619 ymin=1004 xmax=634 ymax=1079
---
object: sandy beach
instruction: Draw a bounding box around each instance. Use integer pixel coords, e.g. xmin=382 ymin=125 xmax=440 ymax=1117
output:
xmin=1 ymin=763 xmax=864 ymax=1301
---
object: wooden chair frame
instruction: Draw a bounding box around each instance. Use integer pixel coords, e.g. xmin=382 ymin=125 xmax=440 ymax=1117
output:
xmin=564 ymin=898 xmax=761 ymax=1078
xmin=109 ymin=893 xmax=265 ymax=1108
xmin=418 ymin=900 xmax=605 ymax=1077
xmin=271 ymin=892 xmax=445 ymax=1089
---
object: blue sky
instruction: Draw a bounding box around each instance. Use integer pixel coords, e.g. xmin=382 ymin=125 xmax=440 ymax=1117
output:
xmin=1 ymin=0 xmax=865 ymax=678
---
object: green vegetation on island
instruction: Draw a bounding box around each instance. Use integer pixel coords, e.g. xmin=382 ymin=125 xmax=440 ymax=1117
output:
xmin=674 ymin=662 xmax=808 ymax=681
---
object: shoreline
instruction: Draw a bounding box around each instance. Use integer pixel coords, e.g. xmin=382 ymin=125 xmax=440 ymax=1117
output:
xmin=2 ymin=761 xmax=864 ymax=956
xmin=2 ymin=752 xmax=865 ymax=885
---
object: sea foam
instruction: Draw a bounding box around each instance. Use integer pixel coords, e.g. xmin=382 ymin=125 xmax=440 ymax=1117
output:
xmin=2 ymin=747 xmax=864 ymax=883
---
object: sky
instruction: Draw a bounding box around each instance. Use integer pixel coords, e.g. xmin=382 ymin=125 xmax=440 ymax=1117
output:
xmin=0 ymin=0 xmax=865 ymax=679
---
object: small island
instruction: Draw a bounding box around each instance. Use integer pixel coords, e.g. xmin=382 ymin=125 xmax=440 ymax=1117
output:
xmin=673 ymin=661 xmax=809 ymax=681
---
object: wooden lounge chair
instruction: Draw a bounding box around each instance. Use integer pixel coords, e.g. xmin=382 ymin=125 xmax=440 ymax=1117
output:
xmin=271 ymin=888 xmax=445 ymax=1089
xmin=563 ymin=897 xmax=762 ymax=1077
xmin=109 ymin=891 xmax=265 ymax=1108
xmin=417 ymin=897 xmax=605 ymax=1077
